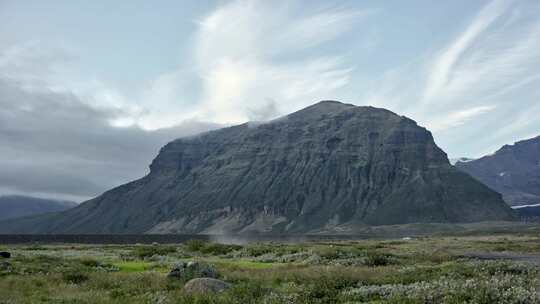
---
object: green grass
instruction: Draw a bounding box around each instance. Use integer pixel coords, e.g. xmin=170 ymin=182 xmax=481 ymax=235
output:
xmin=113 ymin=261 xmax=152 ymax=273
xmin=2 ymin=234 xmax=540 ymax=303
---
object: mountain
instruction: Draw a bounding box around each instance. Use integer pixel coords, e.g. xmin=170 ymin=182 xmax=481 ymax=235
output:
xmin=0 ymin=101 xmax=515 ymax=234
xmin=0 ymin=195 xmax=77 ymax=221
xmin=455 ymin=136 xmax=540 ymax=207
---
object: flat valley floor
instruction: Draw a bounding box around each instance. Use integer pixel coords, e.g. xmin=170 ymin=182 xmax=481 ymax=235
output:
xmin=1 ymin=233 xmax=540 ymax=303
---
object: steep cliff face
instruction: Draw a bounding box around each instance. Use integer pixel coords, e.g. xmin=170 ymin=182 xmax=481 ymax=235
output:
xmin=456 ymin=136 xmax=540 ymax=206
xmin=0 ymin=101 xmax=515 ymax=234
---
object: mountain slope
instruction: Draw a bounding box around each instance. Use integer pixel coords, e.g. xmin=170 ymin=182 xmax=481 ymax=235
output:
xmin=0 ymin=101 xmax=515 ymax=234
xmin=513 ymin=204 xmax=540 ymax=220
xmin=456 ymin=136 xmax=540 ymax=206
xmin=0 ymin=195 xmax=77 ymax=221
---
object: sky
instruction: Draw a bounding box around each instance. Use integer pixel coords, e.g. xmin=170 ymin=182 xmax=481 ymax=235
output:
xmin=1 ymin=0 xmax=540 ymax=202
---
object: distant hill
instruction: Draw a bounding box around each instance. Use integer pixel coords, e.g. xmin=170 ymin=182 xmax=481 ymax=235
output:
xmin=0 ymin=195 xmax=77 ymax=221
xmin=456 ymin=136 xmax=540 ymax=206
xmin=0 ymin=101 xmax=515 ymax=234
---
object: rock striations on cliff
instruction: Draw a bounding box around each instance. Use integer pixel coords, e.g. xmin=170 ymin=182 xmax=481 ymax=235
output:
xmin=0 ymin=101 xmax=515 ymax=234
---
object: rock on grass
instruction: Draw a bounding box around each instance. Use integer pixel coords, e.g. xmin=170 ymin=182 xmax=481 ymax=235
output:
xmin=183 ymin=278 xmax=231 ymax=295
xmin=168 ymin=261 xmax=217 ymax=281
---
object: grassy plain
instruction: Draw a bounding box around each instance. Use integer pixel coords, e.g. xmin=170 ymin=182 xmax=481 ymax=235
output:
xmin=1 ymin=234 xmax=540 ymax=303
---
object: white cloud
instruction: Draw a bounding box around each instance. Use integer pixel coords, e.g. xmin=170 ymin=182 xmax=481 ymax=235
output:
xmin=0 ymin=1 xmax=373 ymax=131
xmin=191 ymin=0 xmax=370 ymax=124
xmin=37 ymin=0 xmax=371 ymax=130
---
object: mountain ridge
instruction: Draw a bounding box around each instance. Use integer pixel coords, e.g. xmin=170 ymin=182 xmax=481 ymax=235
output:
xmin=456 ymin=135 xmax=540 ymax=206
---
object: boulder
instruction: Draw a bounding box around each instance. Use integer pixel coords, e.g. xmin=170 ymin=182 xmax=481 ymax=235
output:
xmin=168 ymin=261 xmax=217 ymax=281
xmin=0 ymin=252 xmax=10 ymax=259
xmin=183 ymin=278 xmax=230 ymax=295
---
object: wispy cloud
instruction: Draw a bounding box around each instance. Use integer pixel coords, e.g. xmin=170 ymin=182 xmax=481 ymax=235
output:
xmin=430 ymin=105 xmax=496 ymax=132
xmin=422 ymin=0 xmax=511 ymax=103
xmin=359 ymin=0 xmax=540 ymax=156
xmin=423 ymin=1 xmax=540 ymax=145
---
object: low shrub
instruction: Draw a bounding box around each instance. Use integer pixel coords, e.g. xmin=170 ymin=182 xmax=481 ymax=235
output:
xmin=200 ymin=243 xmax=242 ymax=255
xmin=364 ymin=252 xmax=392 ymax=267
xmin=62 ymin=268 xmax=89 ymax=284
xmin=132 ymin=245 xmax=177 ymax=259
xmin=185 ymin=239 xmax=206 ymax=252
xmin=245 ymin=244 xmax=275 ymax=257
xmin=175 ymin=281 xmax=271 ymax=304
xmin=343 ymin=271 xmax=540 ymax=304
xmin=185 ymin=240 xmax=242 ymax=255
xmin=298 ymin=275 xmax=358 ymax=303
xmin=24 ymin=245 xmax=47 ymax=251
xmin=79 ymin=257 xmax=100 ymax=267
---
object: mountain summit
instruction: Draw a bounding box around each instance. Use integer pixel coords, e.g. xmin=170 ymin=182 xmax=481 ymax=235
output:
xmin=0 ymin=101 xmax=515 ymax=234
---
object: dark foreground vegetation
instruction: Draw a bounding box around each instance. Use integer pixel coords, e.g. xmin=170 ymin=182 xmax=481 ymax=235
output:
xmin=1 ymin=234 xmax=540 ymax=303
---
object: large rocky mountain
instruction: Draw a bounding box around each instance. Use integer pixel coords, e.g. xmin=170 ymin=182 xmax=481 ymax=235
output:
xmin=0 ymin=195 xmax=77 ymax=221
xmin=456 ymin=136 xmax=540 ymax=207
xmin=0 ymin=101 xmax=515 ymax=234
